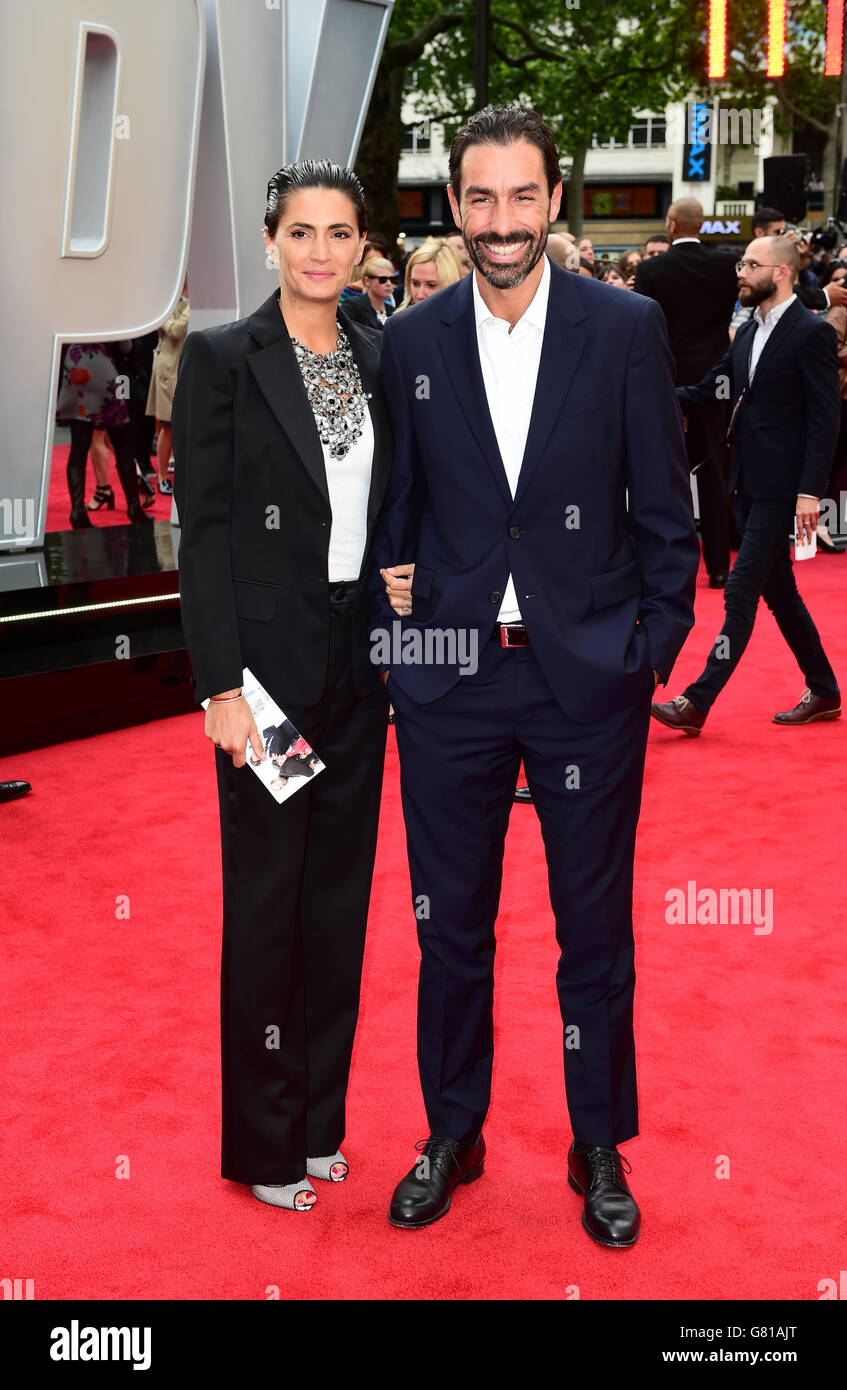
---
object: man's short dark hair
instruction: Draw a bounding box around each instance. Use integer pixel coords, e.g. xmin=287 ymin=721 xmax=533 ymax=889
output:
xmin=752 ymin=206 xmax=786 ymax=233
xmin=643 ymin=232 xmax=669 ymax=249
xmin=448 ymin=104 xmax=561 ymax=202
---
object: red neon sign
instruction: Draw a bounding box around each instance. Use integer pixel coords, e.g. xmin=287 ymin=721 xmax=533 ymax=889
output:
xmin=708 ymin=1 xmax=844 ymax=80
xmin=825 ymin=0 xmax=844 ymax=76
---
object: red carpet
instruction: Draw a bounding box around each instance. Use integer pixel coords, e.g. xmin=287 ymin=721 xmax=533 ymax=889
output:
xmin=3 ymin=557 xmax=846 ymax=1300
xmin=47 ymin=442 xmax=171 ymax=529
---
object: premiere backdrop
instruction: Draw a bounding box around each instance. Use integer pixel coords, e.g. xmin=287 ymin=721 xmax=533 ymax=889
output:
xmin=0 ymin=0 xmax=393 ymax=555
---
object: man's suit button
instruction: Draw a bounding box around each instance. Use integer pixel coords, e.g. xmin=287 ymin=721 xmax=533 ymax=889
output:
xmin=508 ymin=526 xmax=521 ymax=539
xmin=488 ymin=591 xmax=501 ymax=603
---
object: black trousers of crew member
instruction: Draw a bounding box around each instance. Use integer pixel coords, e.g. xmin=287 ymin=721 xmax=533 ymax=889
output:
xmin=215 ymin=583 xmax=388 ymax=1186
xmin=686 ymin=398 xmax=730 ymax=579
xmin=683 ymin=492 xmax=840 ymax=714
xmin=389 ymin=637 xmax=654 ymax=1150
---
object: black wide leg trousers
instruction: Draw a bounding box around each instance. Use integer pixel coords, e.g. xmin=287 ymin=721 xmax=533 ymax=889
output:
xmin=214 ymin=587 xmax=388 ymax=1186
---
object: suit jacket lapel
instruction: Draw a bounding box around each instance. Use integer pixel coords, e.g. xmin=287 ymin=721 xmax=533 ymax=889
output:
xmin=744 ymin=297 xmax=803 ymax=395
xmin=247 ymin=289 xmax=329 ymax=507
xmin=733 ymin=317 xmax=756 ymax=391
xmin=344 ymin=318 xmax=391 ymax=536
xmin=437 ymin=275 xmax=512 ymax=506
xmin=514 ymin=264 xmax=588 ymax=504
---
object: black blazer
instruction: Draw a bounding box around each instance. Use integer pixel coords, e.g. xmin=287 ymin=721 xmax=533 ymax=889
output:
xmin=171 ymin=287 xmax=392 ymax=706
xmin=634 ymin=241 xmax=738 ymax=384
xmin=341 ymin=293 xmax=395 ymax=332
xmin=677 ymin=297 xmax=840 ymax=501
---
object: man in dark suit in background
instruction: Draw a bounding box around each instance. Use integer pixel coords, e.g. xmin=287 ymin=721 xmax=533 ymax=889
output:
xmin=372 ymin=105 xmax=699 ymax=1247
xmin=635 ymin=197 xmax=738 ymax=588
xmin=652 ymin=236 xmax=841 ymax=734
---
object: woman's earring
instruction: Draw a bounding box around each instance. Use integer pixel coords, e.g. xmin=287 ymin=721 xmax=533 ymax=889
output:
xmin=266 ymin=245 xmax=280 ymax=269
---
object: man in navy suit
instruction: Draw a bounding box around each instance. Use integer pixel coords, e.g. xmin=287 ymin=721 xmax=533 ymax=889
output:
xmin=652 ymin=236 xmax=841 ymax=736
xmin=371 ymin=106 xmax=699 ymax=1246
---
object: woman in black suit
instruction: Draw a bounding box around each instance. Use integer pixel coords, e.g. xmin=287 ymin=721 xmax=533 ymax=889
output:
xmin=172 ymin=160 xmax=391 ymax=1212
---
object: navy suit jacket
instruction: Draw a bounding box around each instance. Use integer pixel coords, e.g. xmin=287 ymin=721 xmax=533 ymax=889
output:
xmin=677 ymin=297 xmax=840 ymax=502
xmin=370 ymin=261 xmax=700 ymax=722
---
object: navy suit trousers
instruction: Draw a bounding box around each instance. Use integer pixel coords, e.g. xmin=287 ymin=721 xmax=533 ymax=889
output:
xmin=389 ymin=636 xmax=653 ymax=1149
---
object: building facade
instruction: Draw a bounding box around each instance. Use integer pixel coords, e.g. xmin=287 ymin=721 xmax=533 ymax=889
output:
xmin=397 ymin=94 xmax=794 ymax=256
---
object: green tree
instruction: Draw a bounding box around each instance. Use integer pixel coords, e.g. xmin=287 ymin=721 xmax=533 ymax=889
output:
xmin=713 ymin=0 xmax=842 ymax=215
xmin=355 ymin=4 xmax=466 ymax=246
xmin=357 ymin=0 xmax=704 ymax=240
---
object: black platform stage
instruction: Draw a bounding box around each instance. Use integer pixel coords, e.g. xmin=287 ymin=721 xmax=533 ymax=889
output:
xmin=0 ymin=522 xmax=194 ymax=755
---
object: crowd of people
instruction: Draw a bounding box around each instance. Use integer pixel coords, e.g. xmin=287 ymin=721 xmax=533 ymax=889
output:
xmin=55 ymin=197 xmax=847 ymax=554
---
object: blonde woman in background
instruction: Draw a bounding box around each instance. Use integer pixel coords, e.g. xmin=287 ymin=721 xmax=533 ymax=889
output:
xmin=146 ymin=277 xmax=189 ymax=496
xmin=396 ymin=238 xmax=462 ymax=309
xmin=342 ymin=255 xmax=399 ymax=331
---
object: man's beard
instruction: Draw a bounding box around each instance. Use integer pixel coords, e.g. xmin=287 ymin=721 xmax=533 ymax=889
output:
xmin=739 ymin=277 xmax=776 ymax=307
xmin=464 ymin=227 xmax=546 ymax=289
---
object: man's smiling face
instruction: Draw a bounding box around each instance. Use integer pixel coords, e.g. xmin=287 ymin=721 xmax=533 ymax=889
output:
xmin=447 ymin=138 xmax=560 ymax=290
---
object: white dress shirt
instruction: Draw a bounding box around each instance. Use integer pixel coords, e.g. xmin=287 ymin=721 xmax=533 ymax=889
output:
xmin=323 ymin=405 xmax=373 ymax=581
xmin=472 ymin=255 xmax=550 ymax=624
xmin=748 ymin=292 xmax=796 ymax=381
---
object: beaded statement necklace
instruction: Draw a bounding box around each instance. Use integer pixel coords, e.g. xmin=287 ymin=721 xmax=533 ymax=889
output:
xmin=290 ymin=322 xmax=372 ymax=460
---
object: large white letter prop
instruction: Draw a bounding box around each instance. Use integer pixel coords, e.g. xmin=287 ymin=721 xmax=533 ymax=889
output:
xmin=0 ymin=1 xmax=205 ymax=550
xmin=190 ymin=0 xmax=393 ymax=333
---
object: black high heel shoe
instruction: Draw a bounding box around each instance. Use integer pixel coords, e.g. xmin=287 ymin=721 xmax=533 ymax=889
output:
xmin=87 ymin=484 xmax=115 ymax=511
xmin=127 ymin=500 xmax=153 ymax=525
xmin=137 ymin=472 xmax=157 ymax=509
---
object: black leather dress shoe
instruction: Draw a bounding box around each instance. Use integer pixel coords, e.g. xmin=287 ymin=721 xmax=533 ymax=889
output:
xmin=388 ymin=1133 xmax=485 ymax=1229
xmin=567 ymin=1143 xmax=640 ymax=1247
xmin=0 ymin=780 xmax=31 ymax=803
xmin=513 ymin=786 xmax=532 ymax=803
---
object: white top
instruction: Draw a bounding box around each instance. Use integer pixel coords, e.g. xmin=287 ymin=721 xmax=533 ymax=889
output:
xmin=749 ymin=293 xmax=796 ymax=381
xmin=323 ymin=404 xmax=373 ymax=581
xmin=472 ymin=255 xmax=551 ymax=624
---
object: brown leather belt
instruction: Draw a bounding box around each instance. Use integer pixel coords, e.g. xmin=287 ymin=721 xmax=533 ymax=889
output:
xmin=491 ymin=623 xmax=531 ymax=647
